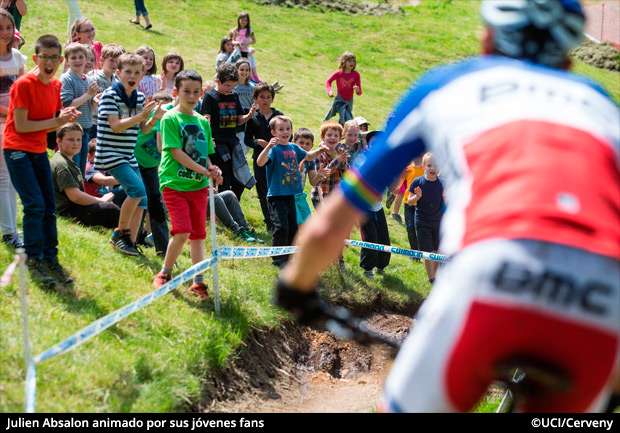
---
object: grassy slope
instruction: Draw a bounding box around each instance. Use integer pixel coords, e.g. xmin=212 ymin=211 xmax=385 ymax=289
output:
xmin=1 ymin=0 xmax=618 ymax=413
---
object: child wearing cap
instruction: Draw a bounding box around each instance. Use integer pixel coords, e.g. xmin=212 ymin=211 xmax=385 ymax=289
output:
xmin=354 ymin=116 xmax=370 ymax=147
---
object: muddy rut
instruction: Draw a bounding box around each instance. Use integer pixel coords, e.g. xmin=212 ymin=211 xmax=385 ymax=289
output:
xmin=194 ymin=312 xmax=413 ymax=413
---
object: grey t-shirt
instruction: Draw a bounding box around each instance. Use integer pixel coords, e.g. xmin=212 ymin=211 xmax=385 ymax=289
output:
xmin=60 ymin=70 xmax=95 ymax=128
xmin=88 ymin=69 xmax=116 ymax=126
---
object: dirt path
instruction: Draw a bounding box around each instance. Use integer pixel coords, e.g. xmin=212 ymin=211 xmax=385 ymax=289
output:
xmin=201 ymin=312 xmax=413 ymax=413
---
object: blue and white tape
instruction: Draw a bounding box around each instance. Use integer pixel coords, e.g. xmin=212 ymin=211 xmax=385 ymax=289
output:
xmin=25 ymin=362 xmax=36 ymax=413
xmin=33 ymin=256 xmax=217 ymax=365
xmin=23 ymin=238 xmax=448 ymax=412
xmin=218 ymin=245 xmax=299 ymax=259
xmin=345 ymin=239 xmax=449 ymax=263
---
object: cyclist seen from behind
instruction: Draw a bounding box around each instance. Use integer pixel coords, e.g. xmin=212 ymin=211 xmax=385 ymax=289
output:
xmin=275 ymin=0 xmax=619 ymax=412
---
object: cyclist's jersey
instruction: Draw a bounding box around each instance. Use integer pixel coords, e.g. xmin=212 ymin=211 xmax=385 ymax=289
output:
xmin=341 ymin=55 xmax=620 ymax=259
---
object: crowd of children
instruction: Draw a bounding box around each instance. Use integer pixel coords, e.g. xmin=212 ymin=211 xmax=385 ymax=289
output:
xmin=0 ymin=10 xmax=446 ymax=295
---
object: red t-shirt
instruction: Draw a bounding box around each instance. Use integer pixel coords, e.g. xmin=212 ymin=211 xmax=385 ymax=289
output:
xmin=2 ymin=73 xmax=63 ymax=153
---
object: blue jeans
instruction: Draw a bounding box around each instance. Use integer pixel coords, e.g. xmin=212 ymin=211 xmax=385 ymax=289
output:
xmin=211 ymin=190 xmax=248 ymax=232
xmin=134 ymin=0 xmax=148 ymax=16
xmin=108 ymin=163 xmax=147 ymax=209
xmin=3 ymin=149 xmax=58 ymax=260
xmin=72 ymin=128 xmax=89 ymax=177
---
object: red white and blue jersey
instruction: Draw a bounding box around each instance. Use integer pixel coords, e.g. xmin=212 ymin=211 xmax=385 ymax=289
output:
xmin=341 ymin=55 xmax=620 ymax=259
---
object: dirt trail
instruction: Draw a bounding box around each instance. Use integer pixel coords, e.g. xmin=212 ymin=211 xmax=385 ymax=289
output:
xmin=198 ymin=312 xmax=413 ymax=413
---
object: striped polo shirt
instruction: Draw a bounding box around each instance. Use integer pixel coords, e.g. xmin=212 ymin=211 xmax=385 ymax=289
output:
xmin=94 ymin=86 xmax=145 ymax=171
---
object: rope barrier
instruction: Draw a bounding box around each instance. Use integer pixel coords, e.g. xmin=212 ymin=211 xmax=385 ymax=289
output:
xmin=4 ymin=238 xmax=447 ymax=412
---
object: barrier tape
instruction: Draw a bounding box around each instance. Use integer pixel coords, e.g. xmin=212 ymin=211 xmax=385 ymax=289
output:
xmin=1 ymin=253 xmax=25 ymax=287
xmin=32 ymin=256 xmax=217 ymax=365
xmin=218 ymin=245 xmax=299 ymax=259
xmin=29 ymin=240 xmax=437 ymax=364
xmin=25 ymin=256 xmax=217 ymax=412
xmin=20 ymin=238 xmax=447 ymax=412
xmin=345 ymin=239 xmax=449 ymax=263
xmin=217 ymin=241 xmax=448 ymax=263
xmin=25 ymin=362 xmax=36 ymax=413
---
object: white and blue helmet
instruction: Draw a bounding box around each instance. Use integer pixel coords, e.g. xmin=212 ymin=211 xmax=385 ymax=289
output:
xmin=481 ymin=0 xmax=585 ymax=67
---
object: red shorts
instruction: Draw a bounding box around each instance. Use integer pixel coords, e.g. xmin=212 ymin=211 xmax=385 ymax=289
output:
xmin=162 ymin=187 xmax=208 ymax=240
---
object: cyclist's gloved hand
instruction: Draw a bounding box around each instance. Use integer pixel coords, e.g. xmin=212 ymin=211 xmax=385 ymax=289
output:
xmin=274 ymin=278 xmax=327 ymax=326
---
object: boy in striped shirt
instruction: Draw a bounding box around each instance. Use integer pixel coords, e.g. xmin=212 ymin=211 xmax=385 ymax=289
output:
xmin=94 ymin=53 xmax=164 ymax=255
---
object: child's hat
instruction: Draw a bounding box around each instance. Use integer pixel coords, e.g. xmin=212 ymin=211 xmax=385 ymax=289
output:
xmin=353 ymin=116 xmax=370 ymax=126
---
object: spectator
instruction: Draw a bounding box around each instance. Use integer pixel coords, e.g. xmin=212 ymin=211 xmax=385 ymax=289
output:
xmin=3 ymin=34 xmax=79 ymax=287
xmin=51 ymin=123 xmax=120 ymax=229
xmin=1 ymin=0 xmax=26 ymax=31
xmin=129 ymin=0 xmax=152 ymax=30
xmin=0 ymin=9 xmax=25 ymax=248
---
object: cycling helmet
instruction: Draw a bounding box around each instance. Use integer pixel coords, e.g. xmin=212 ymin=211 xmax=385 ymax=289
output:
xmin=480 ymin=0 xmax=585 ymax=68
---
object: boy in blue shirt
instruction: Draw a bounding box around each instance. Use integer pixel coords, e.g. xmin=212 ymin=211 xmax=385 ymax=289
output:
xmin=407 ymin=152 xmax=444 ymax=283
xmin=257 ymin=116 xmax=326 ymax=267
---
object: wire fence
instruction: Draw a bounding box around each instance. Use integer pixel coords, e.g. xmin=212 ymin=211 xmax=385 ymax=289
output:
xmin=584 ymin=1 xmax=620 ymax=49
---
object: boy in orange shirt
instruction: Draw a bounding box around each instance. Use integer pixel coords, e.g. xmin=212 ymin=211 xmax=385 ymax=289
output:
xmin=2 ymin=35 xmax=81 ymax=287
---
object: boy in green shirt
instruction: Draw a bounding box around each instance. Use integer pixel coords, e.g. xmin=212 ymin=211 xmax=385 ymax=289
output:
xmin=153 ymin=70 xmax=222 ymax=300
xmin=134 ymin=90 xmax=173 ymax=255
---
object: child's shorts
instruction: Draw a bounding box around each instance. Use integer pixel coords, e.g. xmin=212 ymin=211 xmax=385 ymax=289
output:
xmin=162 ymin=187 xmax=208 ymax=240
xmin=295 ymin=192 xmax=312 ymax=225
xmin=398 ymin=179 xmax=407 ymax=194
xmin=415 ymin=218 xmax=440 ymax=252
xmin=108 ymin=163 xmax=147 ymax=209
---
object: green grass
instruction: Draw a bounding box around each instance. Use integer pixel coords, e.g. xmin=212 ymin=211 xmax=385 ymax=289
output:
xmin=1 ymin=0 xmax=618 ymax=413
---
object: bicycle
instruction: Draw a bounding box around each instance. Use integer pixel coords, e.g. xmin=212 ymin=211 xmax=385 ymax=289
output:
xmin=317 ymin=304 xmax=619 ymax=413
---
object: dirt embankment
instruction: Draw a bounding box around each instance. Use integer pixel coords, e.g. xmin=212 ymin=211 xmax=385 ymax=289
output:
xmin=194 ymin=312 xmax=413 ymax=413
xmin=571 ymin=41 xmax=620 ymax=71
xmin=253 ymin=0 xmax=405 ymax=16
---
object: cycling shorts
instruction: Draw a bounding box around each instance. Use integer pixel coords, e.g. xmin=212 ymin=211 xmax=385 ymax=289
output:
xmin=382 ymin=239 xmax=620 ymax=412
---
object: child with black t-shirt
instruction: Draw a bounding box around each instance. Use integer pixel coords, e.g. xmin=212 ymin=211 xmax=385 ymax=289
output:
xmin=408 ymin=152 xmax=444 ymax=283
xmin=198 ymin=63 xmax=255 ymax=200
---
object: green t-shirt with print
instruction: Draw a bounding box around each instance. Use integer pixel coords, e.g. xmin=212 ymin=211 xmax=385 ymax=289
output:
xmin=159 ymin=108 xmax=214 ymax=192
xmin=134 ymin=103 xmax=174 ymax=168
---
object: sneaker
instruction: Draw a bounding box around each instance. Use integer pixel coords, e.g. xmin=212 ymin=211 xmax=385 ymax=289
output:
xmin=390 ymin=213 xmax=404 ymax=225
xmin=375 ymin=268 xmax=386 ymax=276
xmin=274 ymin=84 xmax=284 ymax=92
xmin=362 ymin=270 xmax=374 ymax=280
xmin=137 ymin=229 xmax=153 ymax=247
xmin=271 ymin=80 xmax=279 ymax=88
xmin=235 ymin=228 xmax=258 ymax=243
xmin=428 ymin=278 xmax=435 ymax=284
xmin=26 ymin=258 xmax=56 ymax=288
xmin=385 ymin=191 xmax=395 ymax=209
xmin=2 ymin=233 xmax=22 ymax=248
xmin=44 ymin=258 xmax=73 ymax=284
xmin=110 ymin=230 xmax=139 ymax=256
xmin=153 ymin=271 xmax=172 ymax=288
xmin=189 ymin=282 xmax=209 ymax=300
